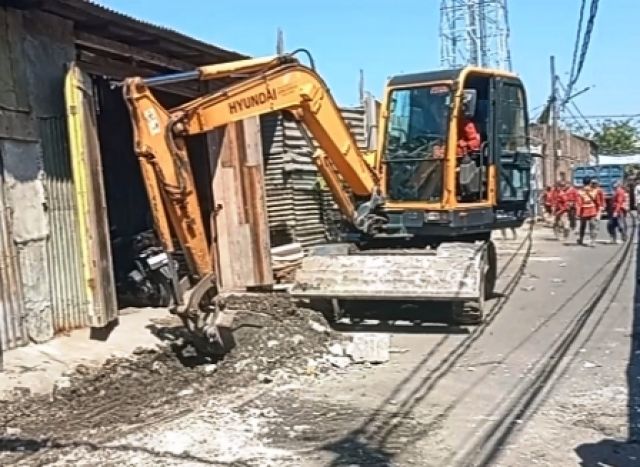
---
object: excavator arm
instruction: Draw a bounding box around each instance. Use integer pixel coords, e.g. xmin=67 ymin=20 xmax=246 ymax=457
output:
xmin=122 ymin=54 xmax=379 ymax=282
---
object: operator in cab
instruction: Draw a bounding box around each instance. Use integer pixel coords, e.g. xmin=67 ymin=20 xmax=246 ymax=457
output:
xmin=457 ymin=90 xmax=482 ymax=158
xmin=457 ymin=118 xmax=482 ymax=157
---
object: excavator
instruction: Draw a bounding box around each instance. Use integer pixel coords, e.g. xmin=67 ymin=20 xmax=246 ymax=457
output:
xmin=121 ymin=50 xmax=532 ymax=347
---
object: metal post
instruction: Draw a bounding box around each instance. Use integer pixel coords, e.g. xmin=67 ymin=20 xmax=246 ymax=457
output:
xmin=550 ymin=55 xmax=558 ymax=184
xmin=276 ymin=28 xmax=284 ymax=55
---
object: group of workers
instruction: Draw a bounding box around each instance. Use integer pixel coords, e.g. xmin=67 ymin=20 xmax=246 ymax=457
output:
xmin=542 ymin=177 xmax=629 ymax=246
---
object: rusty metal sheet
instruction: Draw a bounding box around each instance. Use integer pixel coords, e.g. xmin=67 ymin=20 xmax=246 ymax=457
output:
xmin=291 ymin=244 xmax=484 ymax=301
xmin=64 ymin=63 xmax=118 ymax=327
xmin=0 ymin=148 xmax=27 ymax=351
xmin=261 ymin=108 xmax=367 ymax=250
xmin=40 ymin=116 xmax=90 ymax=331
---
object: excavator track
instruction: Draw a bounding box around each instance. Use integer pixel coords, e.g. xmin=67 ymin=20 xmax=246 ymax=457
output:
xmin=291 ymin=241 xmax=496 ymax=306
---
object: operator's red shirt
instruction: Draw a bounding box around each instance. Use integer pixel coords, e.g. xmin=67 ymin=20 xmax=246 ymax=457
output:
xmin=457 ymin=119 xmax=481 ymax=157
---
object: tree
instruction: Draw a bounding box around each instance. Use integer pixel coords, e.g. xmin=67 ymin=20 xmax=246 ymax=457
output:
xmin=590 ymin=119 xmax=640 ymax=155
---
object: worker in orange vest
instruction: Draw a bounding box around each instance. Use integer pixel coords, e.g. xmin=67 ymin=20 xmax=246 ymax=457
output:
xmin=566 ymin=183 xmax=579 ymax=232
xmin=542 ymin=186 xmax=554 ymax=224
xmin=553 ymin=181 xmax=570 ymax=240
xmin=607 ymin=181 xmax=628 ymax=243
xmin=576 ymin=176 xmax=599 ymax=247
xmin=590 ymin=179 xmax=605 ymax=215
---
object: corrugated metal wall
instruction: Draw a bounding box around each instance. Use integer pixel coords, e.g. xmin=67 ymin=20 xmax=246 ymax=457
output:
xmin=261 ymin=107 xmax=367 ymax=249
xmin=39 ymin=116 xmax=90 ymax=331
xmin=0 ymin=148 xmax=27 ymax=351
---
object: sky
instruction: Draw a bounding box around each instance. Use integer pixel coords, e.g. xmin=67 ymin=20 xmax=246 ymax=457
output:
xmin=97 ymin=0 xmax=639 ymax=120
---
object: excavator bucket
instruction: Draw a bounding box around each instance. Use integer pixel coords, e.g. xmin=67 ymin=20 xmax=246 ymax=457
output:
xmin=290 ymin=242 xmax=489 ymax=302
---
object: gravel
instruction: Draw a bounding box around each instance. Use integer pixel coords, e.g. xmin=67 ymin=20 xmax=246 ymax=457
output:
xmin=0 ymin=293 xmax=346 ymax=465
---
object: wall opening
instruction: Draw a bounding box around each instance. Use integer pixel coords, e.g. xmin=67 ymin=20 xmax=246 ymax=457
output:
xmin=90 ymin=76 xmax=211 ymax=309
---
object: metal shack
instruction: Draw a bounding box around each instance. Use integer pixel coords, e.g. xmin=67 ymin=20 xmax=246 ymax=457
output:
xmin=0 ymin=0 xmax=274 ymax=351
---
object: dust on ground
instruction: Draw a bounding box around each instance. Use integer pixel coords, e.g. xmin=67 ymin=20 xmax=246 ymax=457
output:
xmin=0 ymin=293 xmax=355 ymax=465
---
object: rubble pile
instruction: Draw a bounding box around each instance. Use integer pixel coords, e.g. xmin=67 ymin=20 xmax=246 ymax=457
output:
xmin=0 ymin=294 xmax=354 ymax=459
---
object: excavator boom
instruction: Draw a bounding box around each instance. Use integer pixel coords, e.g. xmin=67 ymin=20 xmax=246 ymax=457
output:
xmin=123 ymin=55 xmax=378 ymax=283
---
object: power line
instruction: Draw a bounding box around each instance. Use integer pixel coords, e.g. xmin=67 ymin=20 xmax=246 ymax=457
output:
xmin=566 ymin=0 xmax=587 ymax=101
xmin=564 ymin=0 xmax=600 ymax=103
xmin=560 ymin=114 xmax=640 ymax=120
xmin=557 ymin=79 xmax=597 ymax=133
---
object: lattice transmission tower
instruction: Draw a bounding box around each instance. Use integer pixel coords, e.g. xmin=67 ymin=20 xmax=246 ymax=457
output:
xmin=439 ymin=0 xmax=512 ymax=71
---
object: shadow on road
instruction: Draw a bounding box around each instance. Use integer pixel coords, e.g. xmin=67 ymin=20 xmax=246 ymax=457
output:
xmin=574 ymin=228 xmax=640 ymax=466
xmin=0 ymin=436 xmax=238 ymax=466
xmin=326 ymin=300 xmax=474 ymax=335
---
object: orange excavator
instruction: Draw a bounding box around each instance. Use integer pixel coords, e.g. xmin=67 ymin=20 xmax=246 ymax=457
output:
xmin=122 ymin=50 xmax=532 ymax=346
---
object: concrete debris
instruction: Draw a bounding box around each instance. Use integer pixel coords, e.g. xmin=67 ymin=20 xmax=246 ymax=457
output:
xmin=551 ymin=278 xmax=565 ymax=284
xmin=347 ymin=334 xmax=390 ymax=364
xmin=4 ymin=427 xmax=21 ymax=436
xmin=390 ymin=347 xmax=410 ymax=354
xmin=290 ymin=334 xmax=305 ymax=345
xmin=521 ymin=285 xmax=535 ymax=292
xmin=267 ymin=340 xmax=279 ymax=348
xmin=306 ymin=359 xmax=319 ymax=375
xmin=583 ymin=361 xmax=600 ymax=369
xmin=257 ymin=373 xmax=274 ymax=384
xmin=202 ymin=364 xmax=218 ymax=375
xmin=309 ymin=320 xmax=330 ymax=334
xmin=52 ymin=376 xmax=72 ymax=393
xmin=181 ymin=346 xmax=198 ymax=359
xmin=0 ymin=293 xmax=347 ymax=460
xmin=326 ymin=355 xmax=351 ymax=369
xmin=328 ymin=342 xmax=344 ymax=356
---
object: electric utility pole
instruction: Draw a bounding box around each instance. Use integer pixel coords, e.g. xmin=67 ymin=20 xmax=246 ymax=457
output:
xmin=550 ymin=55 xmax=559 ymax=184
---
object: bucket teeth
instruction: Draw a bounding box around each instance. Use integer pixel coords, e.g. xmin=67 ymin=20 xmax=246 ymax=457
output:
xmin=291 ymin=244 xmax=485 ymax=301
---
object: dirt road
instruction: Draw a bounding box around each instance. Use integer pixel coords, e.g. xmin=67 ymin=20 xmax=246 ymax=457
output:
xmin=2 ymin=222 xmax=639 ymax=466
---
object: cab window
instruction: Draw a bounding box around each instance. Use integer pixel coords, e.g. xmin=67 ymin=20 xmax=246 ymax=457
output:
xmin=497 ymin=84 xmax=527 ymax=153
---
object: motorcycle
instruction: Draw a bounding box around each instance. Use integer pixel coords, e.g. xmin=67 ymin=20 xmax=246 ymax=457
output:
xmin=111 ymin=229 xmax=180 ymax=308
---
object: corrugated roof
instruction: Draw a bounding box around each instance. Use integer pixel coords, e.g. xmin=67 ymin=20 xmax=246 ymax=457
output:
xmin=33 ymin=0 xmax=249 ymax=66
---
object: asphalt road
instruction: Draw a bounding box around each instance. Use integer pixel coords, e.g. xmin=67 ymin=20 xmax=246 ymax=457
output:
xmin=291 ymin=221 xmax=640 ymax=466
xmin=3 ymin=220 xmax=639 ymax=466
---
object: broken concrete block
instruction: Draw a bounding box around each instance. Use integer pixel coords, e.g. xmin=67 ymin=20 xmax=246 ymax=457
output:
xmin=328 ymin=342 xmax=344 ymax=356
xmin=309 ymin=320 xmax=329 ymax=334
xmin=53 ymin=376 xmax=72 ymax=393
xmin=327 ymin=355 xmax=351 ymax=368
xmin=347 ymin=334 xmax=390 ymax=364
xmin=202 ymin=364 xmax=217 ymax=374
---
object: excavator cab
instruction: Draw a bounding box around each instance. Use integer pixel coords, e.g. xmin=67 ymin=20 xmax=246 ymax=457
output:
xmin=295 ymin=67 xmax=532 ymax=323
xmin=373 ymin=67 xmax=531 ymax=243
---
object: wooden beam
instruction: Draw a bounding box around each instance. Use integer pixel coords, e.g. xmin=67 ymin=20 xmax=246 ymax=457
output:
xmin=75 ymin=31 xmax=192 ymax=72
xmin=76 ymin=50 xmax=200 ymax=97
xmin=210 ymin=118 xmax=273 ymax=291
